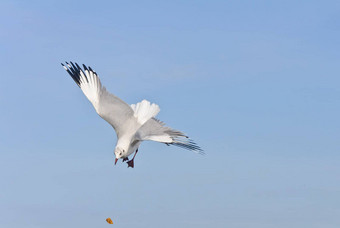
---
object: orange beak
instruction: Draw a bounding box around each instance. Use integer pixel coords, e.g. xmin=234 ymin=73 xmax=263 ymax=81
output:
xmin=115 ymin=158 xmax=118 ymax=165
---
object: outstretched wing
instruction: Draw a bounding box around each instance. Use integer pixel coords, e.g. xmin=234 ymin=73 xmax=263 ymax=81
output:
xmin=136 ymin=118 xmax=204 ymax=154
xmin=61 ymin=62 xmax=138 ymax=137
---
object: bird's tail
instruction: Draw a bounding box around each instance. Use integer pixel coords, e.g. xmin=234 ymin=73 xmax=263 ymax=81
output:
xmin=131 ymin=100 xmax=160 ymax=125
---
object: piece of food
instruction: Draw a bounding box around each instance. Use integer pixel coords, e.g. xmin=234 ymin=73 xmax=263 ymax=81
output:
xmin=106 ymin=218 xmax=113 ymax=224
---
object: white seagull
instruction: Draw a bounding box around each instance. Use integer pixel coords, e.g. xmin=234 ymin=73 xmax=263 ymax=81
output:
xmin=61 ymin=62 xmax=203 ymax=168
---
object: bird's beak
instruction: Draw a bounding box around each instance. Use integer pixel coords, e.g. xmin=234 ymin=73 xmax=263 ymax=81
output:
xmin=115 ymin=158 xmax=118 ymax=165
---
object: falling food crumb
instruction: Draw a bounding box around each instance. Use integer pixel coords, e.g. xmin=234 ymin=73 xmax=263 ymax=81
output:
xmin=106 ymin=218 xmax=113 ymax=224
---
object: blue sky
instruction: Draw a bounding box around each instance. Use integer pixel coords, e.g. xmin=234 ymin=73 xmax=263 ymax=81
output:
xmin=1 ymin=0 xmax=340 ymax=227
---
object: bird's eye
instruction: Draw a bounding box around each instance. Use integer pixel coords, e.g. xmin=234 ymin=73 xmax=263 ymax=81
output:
xmin=119 ymin=152 xmax=122 ymax=156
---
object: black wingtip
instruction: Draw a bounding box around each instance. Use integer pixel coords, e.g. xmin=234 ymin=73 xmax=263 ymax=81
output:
xmin=61 ymin=61 xmax=98 ymax=87
xmin=170 ymin=137 xmax=204 ymax=155
xmin=61 ymin=63 xmax=68 ymax=71
xmin=61 ymin=61 xmax=81 ymax=87
xmin=82 ymin=64 xmax=89 ymax=72
xmin=75 ymin=62 xmax=81 ymax=70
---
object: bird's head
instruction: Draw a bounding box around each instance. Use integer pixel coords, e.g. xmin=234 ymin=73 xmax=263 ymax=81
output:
xmin=114 ymin=147 xmax=125 ymax=164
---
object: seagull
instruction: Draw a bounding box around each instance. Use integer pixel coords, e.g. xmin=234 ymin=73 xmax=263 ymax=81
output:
xmin=61 ymin=62 xmax=203 ymax=168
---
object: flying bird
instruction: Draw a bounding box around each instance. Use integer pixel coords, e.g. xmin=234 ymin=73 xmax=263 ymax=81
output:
xmin=61 ymin=62 xmax=203 ymax=168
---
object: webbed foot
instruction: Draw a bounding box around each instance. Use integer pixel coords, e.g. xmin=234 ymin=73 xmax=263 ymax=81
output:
xmin=127 ymin=159 xmax=134 ymax=168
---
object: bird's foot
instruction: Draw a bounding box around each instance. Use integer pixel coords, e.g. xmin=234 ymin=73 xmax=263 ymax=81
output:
xmin=126 ymin=149 xmax=138 ymax=168
xmin=122 ymin=157 xmax=129 ymax=162
xmin=127 ymin=159 xmax=134 ymax=168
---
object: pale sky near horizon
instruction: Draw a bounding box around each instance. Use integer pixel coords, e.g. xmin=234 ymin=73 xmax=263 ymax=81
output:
xmin=1 ymin=1 xmax=340 ymax=227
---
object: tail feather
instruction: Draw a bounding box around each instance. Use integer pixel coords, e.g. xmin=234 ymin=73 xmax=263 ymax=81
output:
xmin=131 ymin=100 xmax=160 ymax=125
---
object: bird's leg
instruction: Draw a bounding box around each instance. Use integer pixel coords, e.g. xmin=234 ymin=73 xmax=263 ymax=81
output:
xmin=122 ymin=157 xmax=129 ymax=162
xmin=127 ymin=149 xmax=138 ymax=168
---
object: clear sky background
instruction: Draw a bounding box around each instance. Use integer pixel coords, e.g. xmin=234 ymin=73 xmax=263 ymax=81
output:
xmin=1 ymin=0 xmax=340 ymax=227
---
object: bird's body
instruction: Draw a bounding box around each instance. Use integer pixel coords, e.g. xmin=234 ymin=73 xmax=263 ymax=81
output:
xmin=61 ymin=62 xmax=203 ymax=167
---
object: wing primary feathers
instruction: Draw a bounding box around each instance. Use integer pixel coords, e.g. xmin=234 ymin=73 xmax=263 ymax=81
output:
xmin=74 ymin=62 xmax=83 ymax=72
xmin=62 ymin=61 xmax=97 ymax=87
xmin=82 ymin=64 xmax=89 ymax=72
xmin=69 ymin=62 xmax=78 ymax=73
xmin=171 ymin=141 xmax=204 ymax=154
xmin=61 ymin=63 xmax=73 ymax=78
xmin=75 ymin=62 xmax=87 ymax=82
xmin=66 ymin=62 xmax=78 ymax=76
xmin=61 ymin=62 xmax=81 ymax=87
xmin=61 ymin=63 xmax=71 ymax=75
xmin=70 ymin=61 xmax=88 ymax=83
xmin=170 ymin=138 xmax=204 ymax=154
xmin=65 ymin=62 xmax=74 ymax=75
